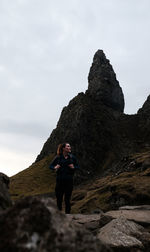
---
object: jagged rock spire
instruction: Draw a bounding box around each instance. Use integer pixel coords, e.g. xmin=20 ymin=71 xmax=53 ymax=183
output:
xmin=36 ymin=50 xmax=126 ymax=171
xmin=88 ymin=50 xmax=125 ymax=112
xmin=138 ymin=95 xmax=150 ymax=115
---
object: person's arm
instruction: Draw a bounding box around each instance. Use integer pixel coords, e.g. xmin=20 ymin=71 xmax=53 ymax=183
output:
xmin=49 ymin=156 xmax=60 ymax=171
xmin=68 ymin=155 xmax=79 ymax=170
xmin=73 ymin=155 xmax=79 ymax=170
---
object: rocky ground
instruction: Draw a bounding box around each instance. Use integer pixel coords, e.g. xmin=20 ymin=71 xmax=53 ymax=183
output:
xmin=68 ymin=206 xmax=150 ymax=251
xmin=1 ymin=173 xmax=150 ymax=251
xmin=0 ymin=173 xmax=111 ymax=252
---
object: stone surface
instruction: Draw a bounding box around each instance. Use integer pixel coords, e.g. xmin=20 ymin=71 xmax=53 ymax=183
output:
xmin=99 ymin=213 xmax=114 ymax=228
xmin=119 ymin=205 xmax=150 ymax=210
xmin=97 ymin=216 xmax=150 ymax=250
xmin=68 ymin=213 xmax=150 ymax=251
xmin=0 ymin=196 xmax=111 ymax=252
xmin=67 ymin=214 xmax=100 ymax=235
xmin=0 ymin=173 xmax=12 ymax=211
xmin=105 ymin=209 xmax=150 ymax=226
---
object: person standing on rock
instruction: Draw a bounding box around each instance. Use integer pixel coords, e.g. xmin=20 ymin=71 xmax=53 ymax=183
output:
xmin=49 ymin=143 xmax=79 ymax=214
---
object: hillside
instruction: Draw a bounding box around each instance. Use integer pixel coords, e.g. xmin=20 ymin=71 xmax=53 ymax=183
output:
xmin=10 ymin=154 xmax=55 ymax=201
xmin=10 ymin=148 xmax=150 ymax=213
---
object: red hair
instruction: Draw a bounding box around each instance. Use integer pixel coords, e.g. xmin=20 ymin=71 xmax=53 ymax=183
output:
xmin=57 ymin=143 xmax=66 ymax=155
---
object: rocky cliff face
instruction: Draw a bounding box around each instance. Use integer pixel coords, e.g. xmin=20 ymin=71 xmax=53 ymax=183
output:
xmin=0 ymin=173 xmax=12 ymax=210
xmin=136 ymin=95 xmax=150 ymax=149
xmin=88 ymin=50 xmax=124 ymax=112
xmin=35 ymin=50 xmax=150 ymax=181
xmin=138 ymin=95 xmax=150 ymax=116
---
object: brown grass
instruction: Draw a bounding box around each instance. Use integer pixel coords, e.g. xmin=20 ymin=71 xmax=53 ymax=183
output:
xmin=10 ymin=154 xmax=56 ymax=201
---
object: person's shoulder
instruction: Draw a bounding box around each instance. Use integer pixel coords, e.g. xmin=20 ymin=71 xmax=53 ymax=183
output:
xmin=51 ymin=154 xmax=60 ymax=161
xmin=56 ymin=154 xmax=62 ymax=159
xmin=70 ymin=153 xmax=77 ymax=159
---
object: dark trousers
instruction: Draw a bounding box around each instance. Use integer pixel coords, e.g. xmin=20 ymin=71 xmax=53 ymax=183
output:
xmin=55 ymin=178 xmax=73 ymax=214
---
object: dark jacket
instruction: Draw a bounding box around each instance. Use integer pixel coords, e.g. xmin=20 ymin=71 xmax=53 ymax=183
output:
xmin=49 ymin=153 xmax=79 ymax=180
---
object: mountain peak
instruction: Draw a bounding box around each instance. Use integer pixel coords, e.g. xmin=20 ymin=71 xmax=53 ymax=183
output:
xmin=87 ymin=50 xmax=125 ymax=112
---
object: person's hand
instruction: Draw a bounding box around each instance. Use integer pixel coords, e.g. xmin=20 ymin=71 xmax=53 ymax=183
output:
xmin=54 ymin=164 xmax=60 ymax=171
xmin=68 ymin=164 xmax=74 ymax=169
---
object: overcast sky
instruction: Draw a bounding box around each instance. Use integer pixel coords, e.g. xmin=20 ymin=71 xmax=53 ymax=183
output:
xmin=0 ymin=0 xmax=150 ymax=176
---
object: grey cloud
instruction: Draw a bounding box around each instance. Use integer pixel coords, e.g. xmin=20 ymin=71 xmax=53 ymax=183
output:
xmin=0 ymin=120 xmax=52 ymax=138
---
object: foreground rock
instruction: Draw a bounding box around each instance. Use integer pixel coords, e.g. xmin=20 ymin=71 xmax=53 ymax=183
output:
xmin=0 ymin=173 xmax=12 ymax=211
xmin=119 ymin=205 xmax=150 ymax=210
xmin=105 ymin=207 xmax=150 ymax=226
xmin=98 ymin=216 xmax=150 ymax=251
xmin=67 ymin=214 xmax=101 ymax=235
xmin=68 ymin=206 xmax=150 ymax=251
xmin=0 ymin=196 xmax=111 ymax=252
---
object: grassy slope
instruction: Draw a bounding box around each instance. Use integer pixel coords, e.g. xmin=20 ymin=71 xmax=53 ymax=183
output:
xmin=10 ymin=154 xmax=56 ymax=201
xmin=10 ymin=150 xmax=150 ymax=214
xmin=71 ymin=169 xmax=150 ymax=213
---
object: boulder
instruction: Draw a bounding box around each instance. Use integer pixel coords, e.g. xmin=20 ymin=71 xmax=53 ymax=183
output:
xmin=0 ymin=196 xmax=111 ymax=252
xmin=105 ymin=208 xmax=150 ymax=226
xmin=97 ymin=216 xmax=150 ymax=251
xmin=67 ymin=214 xmax=101 ymax=235
xmin=119 ymin=205 xmax=150 ymax=210
xmin=0 ymin=172 xmax=12 ymax=211
xmin=99 ymin=213 xmax=114 ymax=228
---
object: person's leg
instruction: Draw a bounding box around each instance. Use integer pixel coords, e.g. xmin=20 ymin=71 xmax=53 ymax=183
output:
xmin=64 ymin=180 xmax=73 ymax=214
xmin=55 ymin=181 xmax=64 ymax=211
